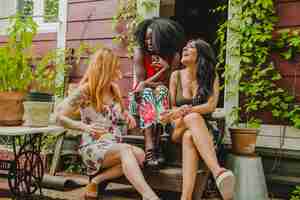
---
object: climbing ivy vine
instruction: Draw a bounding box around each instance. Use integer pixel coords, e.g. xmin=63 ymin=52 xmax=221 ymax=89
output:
xmin=215 ymin=0 xmax=300 ymax=128
xmin=112 ymin=0 xmax=158 ymax=57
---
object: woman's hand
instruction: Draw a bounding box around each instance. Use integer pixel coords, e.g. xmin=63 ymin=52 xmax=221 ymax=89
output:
xmin=159 ymin=110 xmax=173 ymax=124
xmin=159 ymin=105 xmax=192 ymax=123
xmin=134 ymin=81 xmax=146 ymax=92
xmin=180 ymin=105 xmax=193 ymax=116
xmin=152 ymin=56 xmax=169 ymax=69
xmin=124 ymin=111 xmax=137 ymax=129
xmin=82 ymin=123 xmax=108 ymax=139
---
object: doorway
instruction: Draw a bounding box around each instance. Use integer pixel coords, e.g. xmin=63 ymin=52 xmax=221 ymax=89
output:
xmin=171 ymin=0 xmax=228 ymax=107
xmin=173 ymin=0 xmax=227 ymax=45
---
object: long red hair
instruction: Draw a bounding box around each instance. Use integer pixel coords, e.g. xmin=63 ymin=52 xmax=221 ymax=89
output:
xmin=79 ymin=48 xmax=123 ymax=112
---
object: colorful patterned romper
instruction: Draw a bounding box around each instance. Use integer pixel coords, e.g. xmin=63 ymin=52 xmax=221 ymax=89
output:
xmin=78 ymin=99 xmax=126 ymax=175
xmin=129 ymin=54 xmax=171 ymax=129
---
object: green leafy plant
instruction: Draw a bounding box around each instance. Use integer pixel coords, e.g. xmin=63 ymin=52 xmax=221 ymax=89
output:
xmin=112 ymin=0 xmax=158 ymax=56
xmin=215 ymin=0 xmax=300 ymax=129
xmin=30 ymin=49 xmax=71 ymax=96
xmin=291 ymin=186 xmax=300 ymax=200
xmin=275 ymin=29 xmax=300 ymax=60
xmin=44 ymin=0 xmax=59 ymax=23
xmin=0 ymin=14 xmax=37 ymax=92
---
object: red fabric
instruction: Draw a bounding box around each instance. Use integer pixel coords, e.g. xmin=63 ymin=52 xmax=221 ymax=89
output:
xmin=144 ymin=54 xmax=172 ymax=80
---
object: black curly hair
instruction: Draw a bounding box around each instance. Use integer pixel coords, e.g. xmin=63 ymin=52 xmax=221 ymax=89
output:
xmin=191 ymin=39 xmax=217 ymax=105
xmin=134 ymin=17 xmax=185 ymax=58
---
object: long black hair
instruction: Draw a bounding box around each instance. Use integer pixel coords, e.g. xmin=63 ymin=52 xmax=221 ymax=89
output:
xmin=192 ymin=39 xmax=217 ymax=105
xmin=134 ymin=17 xmax=185 ymax=58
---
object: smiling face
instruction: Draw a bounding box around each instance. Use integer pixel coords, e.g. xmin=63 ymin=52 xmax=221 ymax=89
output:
xmin=181 ymin=41 xmax=198 ymax=66
xmin=145 ymin=28 xmax=153 ymax=52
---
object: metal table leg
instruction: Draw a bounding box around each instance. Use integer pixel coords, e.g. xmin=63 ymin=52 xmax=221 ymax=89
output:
xmin=7 ymin=134 xmax=44 ymax=199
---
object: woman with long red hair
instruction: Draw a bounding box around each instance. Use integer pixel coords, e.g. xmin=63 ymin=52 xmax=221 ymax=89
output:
xmin=56 ymin=48 xmax=160 ymax=200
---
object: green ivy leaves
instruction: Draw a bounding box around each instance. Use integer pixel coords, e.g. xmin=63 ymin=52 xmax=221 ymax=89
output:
xmin=216 ymin=0 xmax=300 ymax=129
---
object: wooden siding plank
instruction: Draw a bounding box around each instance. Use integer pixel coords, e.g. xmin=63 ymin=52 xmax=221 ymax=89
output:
xmin=276 ymin=1 xmax=300 ymax=27
xmin=66 ymin=20 xmax=116 ymax=40
xmin=31 ymin=41 xmax=57 ymax=56
xmin=68 ymin=0 xmax=118 ymax=22
xmin=276 ymin=0 xmax=300 ymax=3
xmin=272 ymin=54 xmax=300 ymax=76
xmin=69 ymin=57 xmax=132 ymax=78
xmin=66 ymin=39 xmax=128 ymax=58
xmin=68 ymin=0 xmax=100 ymax=3
xmin=69 ymin=77 xmax=132 ymax=97
xmin=276 ymin=78 xmax=300 ymax=102
xmin=0 ymin=32 xmax=57 ymax=43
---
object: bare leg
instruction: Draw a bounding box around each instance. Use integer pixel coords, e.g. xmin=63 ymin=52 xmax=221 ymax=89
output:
xmin=171 ymin=118 xmax=187 ymax=143
xmin=101 ymin=144 xmax=159 ymax=200
xmin=91 ymin=164 xmax=122 ymax=184
xmin=181 ymin=130 xmax=199 ymax=200
xmin=183 ymin=113 xmax=222 ymax=178
xmin=92 ymin=145 xmax=145 ymax=184
xmin=144 ymin=127 xmax=154 ymax=151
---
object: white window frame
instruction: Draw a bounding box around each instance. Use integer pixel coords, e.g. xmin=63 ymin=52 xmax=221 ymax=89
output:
xmin=31 ymin=0 xmax=58 ymax=33
xmin=0 ymin=0 xmax=58 ymax=35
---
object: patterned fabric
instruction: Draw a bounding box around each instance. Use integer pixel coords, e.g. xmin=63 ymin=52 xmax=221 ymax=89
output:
xmin=129 ymin=85 xmax=169 ymax=129
xmin=79 ymin=102 xmax=126 ymax=175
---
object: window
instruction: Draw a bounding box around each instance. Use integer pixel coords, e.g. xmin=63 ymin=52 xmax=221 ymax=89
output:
xmin=20 ymin=0 xmax=59 ymax=33
xmin=0 ymin=1 xmax=17 ymax=33
xmin=0 ymin=0 xmax=59 ymax=34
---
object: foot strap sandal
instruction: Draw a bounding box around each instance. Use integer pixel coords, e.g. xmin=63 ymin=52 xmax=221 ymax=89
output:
xmin=215 ymin=169 xmax=235 ymax=200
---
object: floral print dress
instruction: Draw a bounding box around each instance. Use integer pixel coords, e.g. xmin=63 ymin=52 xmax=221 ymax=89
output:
xmin=78 ymin=101 xmax=126 ymax=175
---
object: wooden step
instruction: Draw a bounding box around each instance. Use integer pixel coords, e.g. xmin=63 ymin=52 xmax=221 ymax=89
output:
xmin=112 ymin=166 xmax=210 ymax=194
xmin=266 ymin=174 xmax=300 ymax=186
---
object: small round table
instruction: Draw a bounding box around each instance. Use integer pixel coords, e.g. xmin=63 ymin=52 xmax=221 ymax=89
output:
xmin=0 ymin=125 xmax=65 ymax=198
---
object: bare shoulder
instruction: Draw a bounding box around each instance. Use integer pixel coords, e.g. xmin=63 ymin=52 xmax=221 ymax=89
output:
xmin=111 ymin=82 xmax=122 ymax=96
xmin=171 ymin=69 xmax=180 ymax=79
xmin=58 ymin=84 xmax=88 ymax=110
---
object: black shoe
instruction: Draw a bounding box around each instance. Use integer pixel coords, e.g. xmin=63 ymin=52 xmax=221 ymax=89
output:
xmin=145 ymin=149 xmax=159 ymax=171
xmin=155 ymin=148 xmax=165 ymax=166
xmin=96 ymin=180 xmax=109 ymax=200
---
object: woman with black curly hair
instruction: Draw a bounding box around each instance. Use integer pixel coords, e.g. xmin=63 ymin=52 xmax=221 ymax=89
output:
xmin=129 ymin=17 xmax=185 ymax=169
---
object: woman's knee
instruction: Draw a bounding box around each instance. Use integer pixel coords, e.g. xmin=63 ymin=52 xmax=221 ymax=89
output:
xmin=182 ymin=130 xmax=193 ymax=145
xmin=118 ymin=143 xmax=132 ymax=154
xmin=183 ymin=112 xmax=204 ymax=124
xmin=132 ymin=146 xmax=145 ymax=166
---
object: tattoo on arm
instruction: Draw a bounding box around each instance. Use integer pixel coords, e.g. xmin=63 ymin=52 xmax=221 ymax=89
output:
xmin=56 ymin=89 xmax=87 ymax=132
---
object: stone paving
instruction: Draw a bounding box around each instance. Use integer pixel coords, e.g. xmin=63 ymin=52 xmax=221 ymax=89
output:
xmin=0 ymin=176 xmax=285 ymax=200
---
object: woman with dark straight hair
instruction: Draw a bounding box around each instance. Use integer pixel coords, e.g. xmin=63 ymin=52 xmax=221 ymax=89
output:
xmin=161 ymin=39 xmax=235 ymax=200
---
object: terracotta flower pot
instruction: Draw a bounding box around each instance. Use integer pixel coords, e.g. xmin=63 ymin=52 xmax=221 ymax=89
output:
xmin=0 ymin=92 xmax=25 ymax=126
xmin=229 ymin=127 xmax=259 ymax=155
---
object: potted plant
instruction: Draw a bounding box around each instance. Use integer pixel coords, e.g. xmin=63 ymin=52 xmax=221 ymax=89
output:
xmin=0 ymin=14 xmax=37 ymax=126
xmin=23 ymin=49 xmax=70 ymax=127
